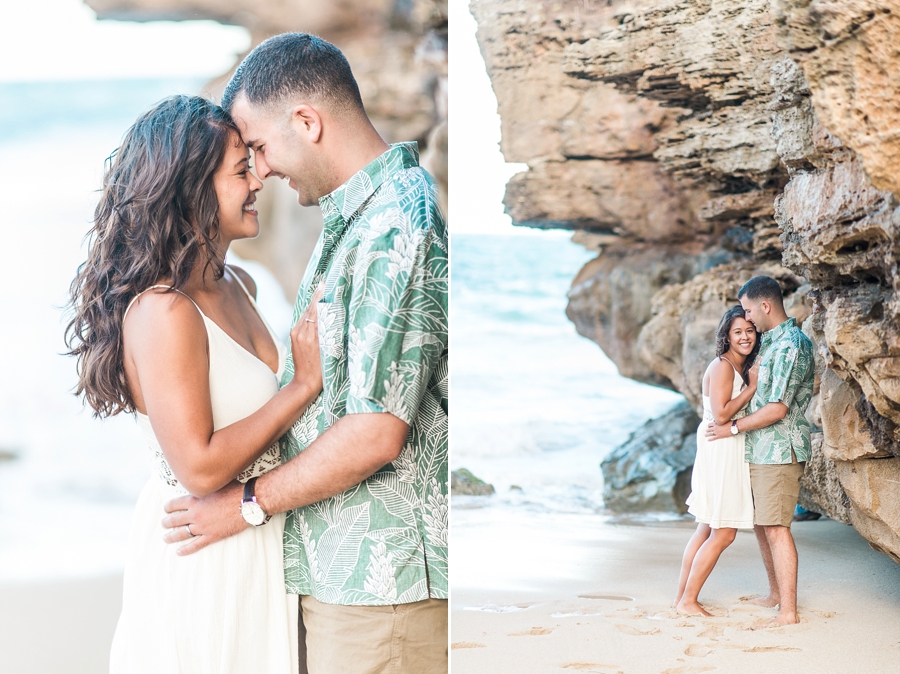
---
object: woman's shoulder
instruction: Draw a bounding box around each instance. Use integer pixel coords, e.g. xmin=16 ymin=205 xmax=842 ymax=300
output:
xmin=123 ymin=287 xmax=205 ymax=337
xmin=707 ymin=356 xmax=737 ymax=381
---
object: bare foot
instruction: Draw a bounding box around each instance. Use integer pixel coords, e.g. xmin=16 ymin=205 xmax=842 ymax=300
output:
xmin=767 ymin=612 xmax=800 ymax=627
xmin=751 ymin=613 xmax=799 ymax=629
xmin=676 ymin=600 xmax=712 ymax=617
xmin=745 ymin=594 xmax=780 ymax=608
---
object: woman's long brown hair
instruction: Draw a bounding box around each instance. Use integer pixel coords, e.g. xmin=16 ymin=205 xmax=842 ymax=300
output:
xmin=65 ymin=95 xmax=239 ymax=417
xmin=715 ymin=305 xmax=760 ymax=385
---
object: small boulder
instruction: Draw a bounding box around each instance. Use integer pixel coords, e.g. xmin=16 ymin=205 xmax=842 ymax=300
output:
xmin=601 ymin=400 xmax=700 ymax=513
xmin=451 ymin=468 xmax=496 ymax=496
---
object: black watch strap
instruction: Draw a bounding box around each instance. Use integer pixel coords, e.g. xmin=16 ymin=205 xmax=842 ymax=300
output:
xmin=243 ymin=476 xmax=259 ymax=503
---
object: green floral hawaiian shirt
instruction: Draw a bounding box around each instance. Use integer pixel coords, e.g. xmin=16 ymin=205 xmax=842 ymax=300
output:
xmin=745 ymin=317 xmax=814 ymax=464
xmin=278 ymin=143 xmax=448 ymax=606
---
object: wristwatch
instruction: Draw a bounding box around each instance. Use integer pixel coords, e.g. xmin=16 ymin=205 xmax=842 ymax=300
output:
xmin=240 ymin=477 xmax=271 ymax=526
xmin=730 ymin=420 xmax=739 ymax=435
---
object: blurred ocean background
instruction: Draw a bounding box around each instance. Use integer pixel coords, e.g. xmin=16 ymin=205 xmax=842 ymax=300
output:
xmin=0 ymin=76 xmax=292 ymax=582
xmin=450 ymin=232 xmax=681 ymax=515
xmin=449 ymin=2 xmax=684 ymax=596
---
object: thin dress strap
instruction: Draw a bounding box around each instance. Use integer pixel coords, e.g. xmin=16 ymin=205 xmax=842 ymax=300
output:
xmin=122 ymin=285 xmax=202 ymax=323
xmin=719 ymin=355 xmax=741 ymax=378
xmin=225 ymin=264 xmax=256 ymax=304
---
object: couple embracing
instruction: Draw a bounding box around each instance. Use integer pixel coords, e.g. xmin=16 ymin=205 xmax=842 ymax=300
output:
xmin=66 ymin=34 xmax=448 ymax=673
xmin=675 ymin=276 xmax=814 ymax=628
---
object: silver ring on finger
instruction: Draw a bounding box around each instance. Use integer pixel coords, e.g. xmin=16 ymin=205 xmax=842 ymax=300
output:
xmin=185 ymin=523 xmax=196 ymax=538
xmin=305 ymin=318 xmax=316 ymax=323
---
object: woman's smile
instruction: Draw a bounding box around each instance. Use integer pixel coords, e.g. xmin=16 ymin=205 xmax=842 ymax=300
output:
xmin=728 ymin=317 xmax=756 ymax=356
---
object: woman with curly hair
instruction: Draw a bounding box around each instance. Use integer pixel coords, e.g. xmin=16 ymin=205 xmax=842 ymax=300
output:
xmin=66 ymin=95 xmax=321 ymax=672
xmin=673 ymin=305 xmax=760 ymax=616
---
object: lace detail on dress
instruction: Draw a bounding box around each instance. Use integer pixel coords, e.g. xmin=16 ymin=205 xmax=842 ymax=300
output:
xmin=150 ymin=442 xmax=282 ymax=490
xmin=236 ymin=444 xmax=283 ymax=483
xmin=152 ymin=444 xmax=180 ymax=488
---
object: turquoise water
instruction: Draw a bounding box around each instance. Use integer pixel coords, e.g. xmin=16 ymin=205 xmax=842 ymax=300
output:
xmin=0 ymin=78 xmax=208 ymax=143
xmin=451 ymin=232 xmax=682 ymax=514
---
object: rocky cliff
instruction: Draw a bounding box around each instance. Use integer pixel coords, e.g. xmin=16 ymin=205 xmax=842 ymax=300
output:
xmin=86 ymin=0 xmax=447 ymax=298
xmin=472 ymin=0 xmax=900 ymax=562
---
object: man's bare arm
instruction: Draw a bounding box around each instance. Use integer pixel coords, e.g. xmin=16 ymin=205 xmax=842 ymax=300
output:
xmin=162 ymin=412 xmax=409 ymax=554
xmin=257 ymin=412 xmax=408 ymax=514
xmin=705 ymin=401 xmax=788 ymax=441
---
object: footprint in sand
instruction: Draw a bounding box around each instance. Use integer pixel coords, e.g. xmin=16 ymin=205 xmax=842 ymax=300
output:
xmin=561 ymin=663 xmax=621 ymax=672
xmin=615 ymin=624 xmax=660 ymax=636
xmin=743 ymin=646 xmax=801 ymax=653
xmin=684 ymin=644 xmax=713 ymax=658
xmin=697 ymin=625 xmax=724 ymax=640
xmin=604 ymin=612 xmax=642 ymax=619
xmin=578 ymin=594 xmax=635 ymax=601
xmin=661 ymin=666 xmax=716 ymax=674
xmin=451 ymin=642 xmax=486 ymax=649
xmin=509 ymin=627 xmax=554 ymax=636
xmin=811 ymin=610 xmax=836 ymax=619
xmin=674 ymin=621 xmax=696 ymax=628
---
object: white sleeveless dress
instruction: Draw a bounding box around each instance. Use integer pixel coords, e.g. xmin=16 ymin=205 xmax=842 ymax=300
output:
xmin=685 ymin=363 xmax=754 ymax=529
xmin=110 ymin=269 xmax=297 ymax=674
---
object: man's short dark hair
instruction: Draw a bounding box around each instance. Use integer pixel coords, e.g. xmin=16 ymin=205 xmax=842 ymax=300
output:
xmin=738 ymin=276 xmax=784 ymax=305
xmin=221 ymin=33 xmax=365 ymax=116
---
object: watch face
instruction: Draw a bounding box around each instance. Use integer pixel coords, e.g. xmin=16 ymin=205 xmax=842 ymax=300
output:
xmin=241 ymin=500 xmax=267 ymax=526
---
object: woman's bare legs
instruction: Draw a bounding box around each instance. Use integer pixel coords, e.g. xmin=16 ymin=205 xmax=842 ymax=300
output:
xmin=675 ymin=524 xmax=711 ymax=607
xmin=676 ymin=526 xmax=737 ymax=616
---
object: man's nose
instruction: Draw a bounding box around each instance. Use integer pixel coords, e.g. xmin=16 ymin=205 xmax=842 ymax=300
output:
xmin=254 ymin=152 xmax=272 ymax=179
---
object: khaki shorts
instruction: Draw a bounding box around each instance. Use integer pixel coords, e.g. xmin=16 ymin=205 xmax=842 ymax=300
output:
xmin=298 ymin=595 xmax=447 ymax=674
xmin=749 ymin=453 xmax=805 ymax=527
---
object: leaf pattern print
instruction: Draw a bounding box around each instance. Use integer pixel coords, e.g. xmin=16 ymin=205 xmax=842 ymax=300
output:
xmin=745 ymin=318 xmax=814 ymax=464
xmin=279 ymin=143 xmax=448 ymax=606
xmin=393 ymin=443 xmax=418 ymax=484
xmin=363 ymin=538 xmax=398 ymax=602
xmin=423 ymin=482 xmax=448 ymax=548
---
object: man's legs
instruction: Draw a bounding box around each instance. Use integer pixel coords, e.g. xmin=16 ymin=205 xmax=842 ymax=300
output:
xmin=748 ymin=457 xmax=804 ymax=625
xmin=300 ymin=595 xmax=448 ymax=674
xmin=761 ymin=524 xmax=799 ymax=625
xmin=750 ymin=524 xmax=779 ymax=607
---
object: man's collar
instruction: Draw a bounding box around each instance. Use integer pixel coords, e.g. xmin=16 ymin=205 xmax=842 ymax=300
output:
xmin=763 ymin=316 xmax=796 ymax=343
xmin=319 ymin=142 xmax=419 ymax=223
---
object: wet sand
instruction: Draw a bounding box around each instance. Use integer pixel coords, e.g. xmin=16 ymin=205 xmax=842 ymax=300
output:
xmin=451 ymin=508 xmax=900 ymax=673
xmin=0 ymin=574 xmax=122 ymax=673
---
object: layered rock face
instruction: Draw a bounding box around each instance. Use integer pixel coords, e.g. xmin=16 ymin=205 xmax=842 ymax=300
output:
xmin=472 ymin=0 xmax=900 ymax=561
xmin=86 ymin=0 xmax=447 ymax=299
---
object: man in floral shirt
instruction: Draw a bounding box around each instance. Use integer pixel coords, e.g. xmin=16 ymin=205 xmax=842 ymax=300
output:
xmin=707 ymin=276 xmax=814 ymax=628
xmin=163 ymin=33 xmax=447 ymax=673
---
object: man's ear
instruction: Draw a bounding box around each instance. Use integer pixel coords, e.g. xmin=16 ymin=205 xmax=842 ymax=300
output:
xmin=291 ymin=104 xmax=323 ymax=143
xmin=759 ymin=300 xmax=772 ymax=315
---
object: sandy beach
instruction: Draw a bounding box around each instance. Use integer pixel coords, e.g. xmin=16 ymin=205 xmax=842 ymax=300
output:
xmin=451 ymin=508 xmax=900 ymax=673
xmin=0 ymin=574 xmax=122 ymax=673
